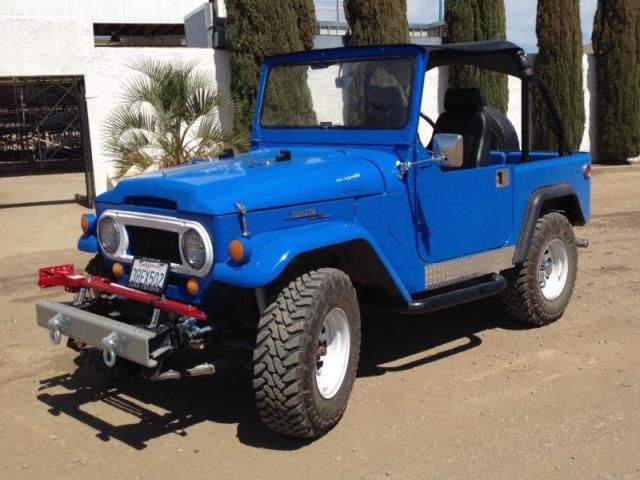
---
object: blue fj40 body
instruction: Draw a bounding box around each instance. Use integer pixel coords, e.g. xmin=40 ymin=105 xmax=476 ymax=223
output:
xmin=37 ymin=41 xmax=590 ymax=438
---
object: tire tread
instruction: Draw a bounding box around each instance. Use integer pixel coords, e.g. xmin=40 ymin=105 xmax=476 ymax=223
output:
xmin=502 ymin=212 xmax=577 ymax=326
xmin=253 ymin=268 xmax=359 ymax=437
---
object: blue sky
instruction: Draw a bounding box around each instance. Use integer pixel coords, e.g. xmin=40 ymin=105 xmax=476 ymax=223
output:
xmin=315 ymin=0 xmax=599 ymax=52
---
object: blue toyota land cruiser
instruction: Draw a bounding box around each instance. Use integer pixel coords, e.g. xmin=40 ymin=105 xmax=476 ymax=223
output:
xmin=36 ymin=41 xmax=590 ymax=438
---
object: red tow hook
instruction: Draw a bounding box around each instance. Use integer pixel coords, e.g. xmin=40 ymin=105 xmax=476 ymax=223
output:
xmin=37 ymin=264 xmax=208 ymax=322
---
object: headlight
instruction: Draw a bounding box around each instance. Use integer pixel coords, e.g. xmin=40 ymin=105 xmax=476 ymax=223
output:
xmin=181 ymin=229 xmax=206 ymax=270
xmin=97 ymin=216 xmax=120 ymax=254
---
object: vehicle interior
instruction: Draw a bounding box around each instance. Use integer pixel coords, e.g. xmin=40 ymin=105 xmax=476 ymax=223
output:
xmin=421 ymin=41 xmax=569 ymax=167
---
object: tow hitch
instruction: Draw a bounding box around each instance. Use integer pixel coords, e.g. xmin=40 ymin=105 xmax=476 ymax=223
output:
xmin=37 ymin=264 xmax=208 ymax=321
xmin=36 ymin=264 xmax=210 ymax=369
xmin=576 ymin=238 xmax=589 ymax=248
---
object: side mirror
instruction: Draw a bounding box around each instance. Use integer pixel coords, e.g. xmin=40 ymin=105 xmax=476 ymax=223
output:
xmin=432 ymin=133 xmax=464 ymax=168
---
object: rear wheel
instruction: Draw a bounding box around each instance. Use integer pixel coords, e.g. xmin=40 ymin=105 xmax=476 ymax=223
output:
xmin=502 ymin=213 xmax=577 ymax=326
xmin=252 ymin=268 xmax=361 ymax=438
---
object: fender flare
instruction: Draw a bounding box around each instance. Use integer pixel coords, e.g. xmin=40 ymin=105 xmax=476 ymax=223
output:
xmin=78 ymin=233 xmax=98 ymax=253
xmin=211 ymin=220 xmax=412 ymax=302
xmin=513 ymin=183 xmax=585 ymax=264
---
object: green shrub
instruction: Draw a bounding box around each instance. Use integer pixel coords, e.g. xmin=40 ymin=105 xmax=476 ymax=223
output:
xmin=445 ymin=0 xmax=508 ymax=112
xmin=225 ymin=0 xmax=316 ymax=140
xmin=103 ymin=60 xmax=245 ymax=178
xmin=533 ymin=0 xmax=585 ymax=151
xmin=592 ymin=0 xmax=640 ymax=164
xmin=343 ymin=0 xmax=410 ymax=45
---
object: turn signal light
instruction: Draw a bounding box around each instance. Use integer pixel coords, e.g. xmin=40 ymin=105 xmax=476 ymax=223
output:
xmin=186 ymin=277 xmax=199 ymax=296
xmin=81 ymin=213 xmax=96 ymax=233
xmin=228 ymin=238 xmax=251 ymax=262
xmin=112 ymin=262 xmax=124 ymax=278
xmin=583 ymin=164 xmax=592 ymax=179
xmin=229 ymin=239 xmax=244 ymax=261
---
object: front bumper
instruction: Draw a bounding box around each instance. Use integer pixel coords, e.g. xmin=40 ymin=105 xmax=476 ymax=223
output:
xmin=36 ymin=300 xmax=159 ymax=368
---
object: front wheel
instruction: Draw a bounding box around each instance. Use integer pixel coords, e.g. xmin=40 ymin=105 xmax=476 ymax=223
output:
xmin=502 ymin=212 xmax=578 ymax=326
xmin=252 ymin=268 xmax=361 ymax=438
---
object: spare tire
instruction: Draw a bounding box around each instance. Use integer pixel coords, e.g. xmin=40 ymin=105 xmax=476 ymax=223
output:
xmin=485 ymin=106 xmax=520 ymax=151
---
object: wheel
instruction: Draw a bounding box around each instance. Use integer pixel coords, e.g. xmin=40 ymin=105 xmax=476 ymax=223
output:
xmin=485 ymin=106 xmax=520 ymax=150
xmin=84 ymin=254 xmax=112 ymax=278
xmin=502 ymin=212 xmax=578 ymax=326
xmin=253 ymin=268 xmax=361 ymax=438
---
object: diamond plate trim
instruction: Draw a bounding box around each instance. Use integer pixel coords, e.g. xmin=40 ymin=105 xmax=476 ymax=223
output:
xmin=425 ymin=246 xmax=515 ymax=290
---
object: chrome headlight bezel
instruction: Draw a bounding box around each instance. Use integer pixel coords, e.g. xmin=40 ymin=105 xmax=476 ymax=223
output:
xmin=97 ymin=216 xmax=120 ymax=254
xmin=97 ymin=210 xmax=214 ymax=277
xmin=181 ymin=228 xmax=207 ymax=270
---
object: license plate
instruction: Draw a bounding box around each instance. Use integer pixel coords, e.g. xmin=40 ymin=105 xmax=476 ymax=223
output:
xmin=128 ymin=258 xmax=169 ymax=295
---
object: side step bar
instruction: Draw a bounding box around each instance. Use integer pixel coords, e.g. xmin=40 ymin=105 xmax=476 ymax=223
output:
xmin=400 ymin=274 xmax=507 ymax=315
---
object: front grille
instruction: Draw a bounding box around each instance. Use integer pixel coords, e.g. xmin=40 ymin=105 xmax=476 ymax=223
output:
xmin=126 ymin=226 xmax=181 ymax=264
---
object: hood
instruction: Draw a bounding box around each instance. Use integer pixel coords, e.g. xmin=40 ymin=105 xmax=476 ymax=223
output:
xmin=97 ymin=147 xmax=385 ymax=215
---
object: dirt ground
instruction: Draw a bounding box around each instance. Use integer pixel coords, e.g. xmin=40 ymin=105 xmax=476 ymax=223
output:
xmin=0 ymin=171 xmax=638 ymax=480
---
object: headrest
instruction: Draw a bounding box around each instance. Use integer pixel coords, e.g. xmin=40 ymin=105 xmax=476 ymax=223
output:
xmin=368 ymin=86 xmax=406 ymax=109
xmin=444 ymin=88 xmax=484 ymax=113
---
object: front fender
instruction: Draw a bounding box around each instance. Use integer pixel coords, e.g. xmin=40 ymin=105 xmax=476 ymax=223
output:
xmin=211 ymin=221 xmax=412 ymax=302
xmin=77 ymin=233 xmax=98 ymax=253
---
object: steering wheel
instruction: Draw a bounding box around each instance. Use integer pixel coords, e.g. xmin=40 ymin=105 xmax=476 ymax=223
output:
xmin=420 ymin=112 xmax=438 ymax=131
xmin=418 ymin=112 xmax=440 ymax=148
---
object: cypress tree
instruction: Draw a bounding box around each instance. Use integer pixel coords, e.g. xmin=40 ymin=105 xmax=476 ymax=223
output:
xmin=592 ymin=0 xmax=640 ymax=164
xmin=445 ymin=0 xmax=508 ymax=112
xmin=225 ymin=0 xmax=317 ymax=140
xmin=533 ymin=0 xmax=585 ymax=152
xmin=343 ymin=0 xmax=410 ymax=45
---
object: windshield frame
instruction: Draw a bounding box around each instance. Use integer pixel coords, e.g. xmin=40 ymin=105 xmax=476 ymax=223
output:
xmin=252 ymin=45 xmax=427 ymax=150
xmin=258 ymin=55 xmax=416 ymax=131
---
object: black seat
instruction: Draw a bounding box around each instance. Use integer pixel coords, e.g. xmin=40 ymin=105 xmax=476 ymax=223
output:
xmin=432 ymin=88 xmax=491 ymax=168
xmin=365 ymin=86 xmax=408 ymax=128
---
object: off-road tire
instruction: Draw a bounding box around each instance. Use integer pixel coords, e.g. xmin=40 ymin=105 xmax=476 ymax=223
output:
xmin=502 ymin=213 xmax=578 ymax=326
xmin=253 ymin=268 xmax=361 ymax=438
xmin=485 ymin=106 xmax=520 ymax=151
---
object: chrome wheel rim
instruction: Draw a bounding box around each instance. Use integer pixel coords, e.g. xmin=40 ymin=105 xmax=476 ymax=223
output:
xmin=315 ymin=307 xmax=351 ymax=400
xmin=538 ymin=239 xmax=569 ymax=301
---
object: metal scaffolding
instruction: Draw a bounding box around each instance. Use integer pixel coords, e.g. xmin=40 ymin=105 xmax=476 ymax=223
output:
xmin=0 ymin=76 xmax=87 ymax=174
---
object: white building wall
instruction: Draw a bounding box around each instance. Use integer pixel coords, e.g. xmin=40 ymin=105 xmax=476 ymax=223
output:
xmin=580 ymin=54 xmax=597 ymax=160
xmin=0 ymin=0 xmax=206 ymax=24
xmin=418 ymin=66 xmax=443 ymax=142
xmin=0 ymin=15 xmax=229 ymax=195
xmin=506 ymin=75 xmax=523 ymax=148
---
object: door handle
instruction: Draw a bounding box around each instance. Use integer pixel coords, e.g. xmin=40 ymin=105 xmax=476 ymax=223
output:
xmin=496 ymin=169 xmax=510 ymax=188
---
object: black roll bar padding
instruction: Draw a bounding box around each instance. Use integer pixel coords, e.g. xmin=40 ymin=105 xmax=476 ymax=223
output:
xmin=528 ymin=75 xmax=569 ymax=157
xmin=521 ymin=77 xmax=531 ymax=162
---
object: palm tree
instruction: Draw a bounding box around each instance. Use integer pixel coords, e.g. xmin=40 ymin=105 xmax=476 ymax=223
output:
xmin=104 ymin=59 xmax=247 ymax=178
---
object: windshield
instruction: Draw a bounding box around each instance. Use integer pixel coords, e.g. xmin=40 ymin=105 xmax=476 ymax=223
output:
xmin=260 ymin=56 xmax=414 ymax=130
